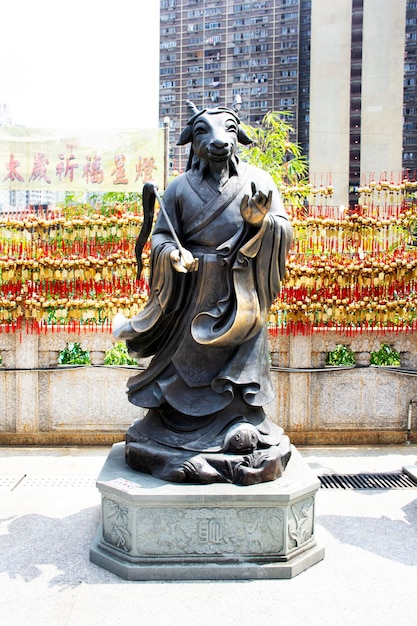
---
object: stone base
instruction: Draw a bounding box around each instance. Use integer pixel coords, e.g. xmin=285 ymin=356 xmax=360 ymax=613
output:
xmin=90 ymin=442 xmax=324 ymax=580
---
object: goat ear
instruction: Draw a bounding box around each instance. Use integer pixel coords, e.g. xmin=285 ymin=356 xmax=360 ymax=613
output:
xmin=237 ymin=126 xmax=253 ymax=146
xmin=177 ymin=125 xmax=193 ymax=146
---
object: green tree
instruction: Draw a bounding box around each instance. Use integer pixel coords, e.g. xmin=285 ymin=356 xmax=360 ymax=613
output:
xmin=238 ymin=111 xmax=309 ymax=209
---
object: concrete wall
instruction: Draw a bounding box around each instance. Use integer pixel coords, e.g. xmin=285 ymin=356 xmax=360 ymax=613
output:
xmin=309 ymin=0 xmax=407 ymax=204
xmin=1 ymin=329 xmax=416 ymax=445
xmin=0 ymin=330 xmax=139 ymax=444
xmin=309 ymin=0 xmax=352 ymax=206
xmin=269 ymin=329 xmax=417 ymax=444
xmin=361 ymin=0 xmax=406 ymax=178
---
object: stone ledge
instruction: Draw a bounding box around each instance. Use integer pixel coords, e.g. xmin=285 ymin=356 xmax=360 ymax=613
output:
xmin=0 ymin=432 xmax=125 ymax=446
xmin=0 ymin=429 xmax=414 ymax=446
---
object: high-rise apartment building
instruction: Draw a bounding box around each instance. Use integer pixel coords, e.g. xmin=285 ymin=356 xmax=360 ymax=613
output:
xmin=404 ymin=1 xmax=417 ymax=177
xmin=160 ymin=0 xmax=303 ymax=172
xmin=159 ymin=0 xmax=416 ymax=205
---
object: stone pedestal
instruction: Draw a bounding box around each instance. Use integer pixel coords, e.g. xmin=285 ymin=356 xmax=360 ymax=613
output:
xmin=90 ymin=443 xmax=324 ymax=580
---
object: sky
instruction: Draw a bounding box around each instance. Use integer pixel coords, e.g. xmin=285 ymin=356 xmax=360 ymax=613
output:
xmin=0 ymin=0 xmax=160 ymax=130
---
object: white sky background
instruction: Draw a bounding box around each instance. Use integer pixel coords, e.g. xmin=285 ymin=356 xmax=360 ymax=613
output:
xmin=0 ymin=0 xmax=160 ymax=129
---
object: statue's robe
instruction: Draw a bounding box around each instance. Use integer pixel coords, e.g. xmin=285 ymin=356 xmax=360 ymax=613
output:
xmin=125 ymin=161 xmax=293 ymax=453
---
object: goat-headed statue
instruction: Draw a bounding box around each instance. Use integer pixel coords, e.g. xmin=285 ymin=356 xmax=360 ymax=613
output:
xmin=114 ymin=101 xmax=293 ymax=485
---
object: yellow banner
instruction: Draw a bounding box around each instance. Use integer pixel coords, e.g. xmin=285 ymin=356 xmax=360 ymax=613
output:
xmin=0 ymin=127 xmax=164 ymax=192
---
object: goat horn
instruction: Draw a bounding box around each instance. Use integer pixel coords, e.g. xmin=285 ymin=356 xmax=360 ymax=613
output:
xmin=185 ymin=99 xmax=200 ymax=117
xmin=232 ymin=94 xmax=242 ymax=113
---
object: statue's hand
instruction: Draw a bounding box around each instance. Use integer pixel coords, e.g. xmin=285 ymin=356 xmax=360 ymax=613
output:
xmin=240 ymin=182 xmax=272 ymax=226
xmin=112 ymin=312 xmax=135 ymax=339
xmin=170 ymin=247 xmax=199 ymax=273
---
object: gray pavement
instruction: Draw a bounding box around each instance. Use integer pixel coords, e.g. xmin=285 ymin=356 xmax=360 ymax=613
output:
xmin=1 ymin=444 xmax=417 ymax=626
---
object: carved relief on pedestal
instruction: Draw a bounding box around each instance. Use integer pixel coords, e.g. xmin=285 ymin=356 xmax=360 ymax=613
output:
xmin=136 ymin=507 xmax=284 ymax=556
xmin=102 ymin=497 xmax=132 ymax=553
xmin=287 ymin=498 xmax=314 ymax=550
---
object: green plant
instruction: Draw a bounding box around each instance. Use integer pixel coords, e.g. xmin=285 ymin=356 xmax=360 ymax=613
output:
xmin=370 ymin=344 xmax=400 ymax=366
xmin=325 ymin=344 xmax=356 ymax=367
xmin=104 ymin=342 xmax=138 ymax=366
xmin=57 ymin=192 xmax=93 ymax=218
xmin=90 ymin=191 xmax=141 ymax=206
xmin=57 ymin=191 xmax=142 ymax=218
xmin=238 ymin=111 xmax=309 ymax=208
xmin=57 ymin=342 xmax=91 ymax=365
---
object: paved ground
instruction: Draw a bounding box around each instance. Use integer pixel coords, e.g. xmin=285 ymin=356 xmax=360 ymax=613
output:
xmin=1 ymin=444 xmax=417 ymax=626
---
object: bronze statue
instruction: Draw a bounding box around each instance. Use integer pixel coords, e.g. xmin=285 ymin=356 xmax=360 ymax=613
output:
xmin=113 ymin=101 xmax=293 ymax=485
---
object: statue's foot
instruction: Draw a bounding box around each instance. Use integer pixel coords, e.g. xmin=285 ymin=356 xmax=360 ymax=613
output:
xmin=180 ymin=457 xmax=229 ymax=484
xmin=234 ymin=437 xmax=292 ymax=485
xmin=223 ymin=423 xmax=259 ymax=453
xmin=235 ymin=452 xmax=281 ymax=485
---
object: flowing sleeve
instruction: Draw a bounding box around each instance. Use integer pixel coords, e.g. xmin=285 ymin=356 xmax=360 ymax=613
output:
xmin=126 ymin=183 xmax=191 ymax=358
xmin=191 ymin=204 xmax=293 ymax=348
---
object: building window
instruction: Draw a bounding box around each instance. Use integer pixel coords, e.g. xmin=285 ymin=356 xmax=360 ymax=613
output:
xmin=251 ymin=16 xmax=268 ymax=25
xmin=282 ymin=12 xmax=299 ymax=21
xmin=186 ymin=78 xmax=203 ymax=86
xmin=281 ymin=83 xmax=297 ymax=92
xmin=279 ymin=98 xmax=297 ymax=107
xmin=234 ymin=4 xmax=251 ymax=12
xmin=161 ymin=13 xmax=176 ymax=21
xmin=161 ymin=54 xmax=177 ymax=62
xmin=251 ymin=100 xmax=268 ymax=109
xmin=208 ymin=90 xmax=220 ymax=102
xmin=206 ymin=35 xmax=222 ymax=45
xmin=160 ymin=41 xmax=177 ymax=49
xmin=251 ymin=85 xmax=268 ymax=95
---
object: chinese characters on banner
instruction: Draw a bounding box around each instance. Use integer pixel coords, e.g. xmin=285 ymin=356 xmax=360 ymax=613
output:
xmin=0 ymin=127 xmax=164 ymax=191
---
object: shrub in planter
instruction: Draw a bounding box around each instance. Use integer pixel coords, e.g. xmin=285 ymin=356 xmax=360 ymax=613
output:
xmin=57 ymin=342 xmax=91 ymax=365
xmin=104 ymin=343 xmax=138 ymax=366
xmin=325 ymin=344 xmax=356 ymax=367
xmin=370 ymin=344 xmax=400 ymax=367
